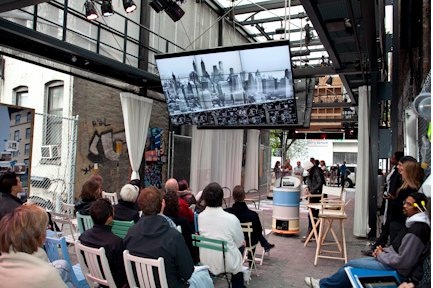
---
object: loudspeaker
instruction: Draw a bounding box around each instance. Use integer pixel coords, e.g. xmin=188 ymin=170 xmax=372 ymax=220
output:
xmin=400 ymin=0 xmax=422 ymax=48
xmin=165 ymin=2 xmax=185 ymax=22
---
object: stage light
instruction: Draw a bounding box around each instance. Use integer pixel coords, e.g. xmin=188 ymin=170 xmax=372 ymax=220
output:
xmin=85 ymin=0 xmax=98 ymax=20
xmin=165 ymin=2 xmax=185 ymax=22
xmin=123 ymin=0 xmax=137 ymax=13
xmin=101 ymin=0 xmax=114 ymax=17
xmin=149 ymin=0 xmax=168 ymax=13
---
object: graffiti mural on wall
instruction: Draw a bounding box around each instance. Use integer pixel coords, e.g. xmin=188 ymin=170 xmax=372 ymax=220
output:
xmin=87 ymin=129 xmax=127 ymax=163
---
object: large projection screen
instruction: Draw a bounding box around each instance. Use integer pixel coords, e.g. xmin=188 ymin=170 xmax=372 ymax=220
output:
xmin=0 ymin=103 xmax=34 ymax=202
xmin=155 ymin=40 xmax=297 ymax=127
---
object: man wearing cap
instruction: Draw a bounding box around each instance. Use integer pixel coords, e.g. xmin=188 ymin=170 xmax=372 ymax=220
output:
xmin=302 ymin=160 xmax=325 ymax=241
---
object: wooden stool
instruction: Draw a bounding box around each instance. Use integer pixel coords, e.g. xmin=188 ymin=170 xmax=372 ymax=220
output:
xmin=314 ymin=199 xmax=347 ymax=266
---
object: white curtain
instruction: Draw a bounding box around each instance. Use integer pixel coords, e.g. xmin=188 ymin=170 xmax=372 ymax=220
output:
xmin=244 ymin=130 xmax=260 ymax=192
xmin=120 ymin=93 xmax=153 ymax=180
xmin=353 ymin=86 xmax=370 ymax=236
xmin=190 ymin=126 xmax=243 ymax=195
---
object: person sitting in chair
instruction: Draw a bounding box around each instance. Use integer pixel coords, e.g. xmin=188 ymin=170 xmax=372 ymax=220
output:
xmin=225 ymin=185 xmax=275 ymax=255
xmin=305 ymin=192 xmax=430 ymax=288
xmin=114 ymin=184 xmax=140 ymax=223
xmin=79 ymin=198 xmax=128 ymax=288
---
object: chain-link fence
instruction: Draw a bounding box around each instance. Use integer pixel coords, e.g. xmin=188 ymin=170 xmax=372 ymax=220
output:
xmin=29 ymin=113 xmax=78 ymax=213
xmin=418 ymin=70 xmax=431 ymax=177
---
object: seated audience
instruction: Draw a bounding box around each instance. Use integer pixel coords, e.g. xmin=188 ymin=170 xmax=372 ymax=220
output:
xmin=165 ymin=178 xmax=194 ymax=223
xmin=0 ymin=172 xmax=23 ymax=221
xmin=178 ymin=179 xmax=196 ymax=206
xmin=194 ymin=190 xmax=205 ymax=213
xmin=114 ymin=184 xmax=140 ymax=223
xmin=124 ymin=186 xmax=213 ymax=288
xmin=226 ymin=185 xmax=275 ymax=255
xmin=0 ymin=205 xmax=72 ymax=288
xmin=305 ymin=192 xmax=430 ymax=288
xmin=79 ymin=198 xmax=128 ymax=288
xmin=90 ymin=174 xmax=103 ymax=189
xmin=163 ymin=190 xmax=197 ymax=263
xmin=198 ymin=182 xmax=245 ymax=288
xmin=74 ymin=179 xmax=101 ymax=215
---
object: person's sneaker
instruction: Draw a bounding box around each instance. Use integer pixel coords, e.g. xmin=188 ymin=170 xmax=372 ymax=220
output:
xmin=264 ymin=243 xmax=275 ymax=252
xmin=361 ymin=249 xmax=374 ymax=257
xmin=304 ymin=277 xmax=320 ymax=288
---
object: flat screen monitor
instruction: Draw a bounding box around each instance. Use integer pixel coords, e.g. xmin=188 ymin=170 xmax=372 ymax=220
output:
xmin=155 ymin=40 xmax=297 ymax=127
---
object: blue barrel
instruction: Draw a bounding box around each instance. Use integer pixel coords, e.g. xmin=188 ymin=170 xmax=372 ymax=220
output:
xmin=272 ymin=176 xmax=301 ymax=234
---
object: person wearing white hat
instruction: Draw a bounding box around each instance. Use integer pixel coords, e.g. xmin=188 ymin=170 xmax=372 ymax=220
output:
xmin=301 ymin=160 xmax=325 ymax=242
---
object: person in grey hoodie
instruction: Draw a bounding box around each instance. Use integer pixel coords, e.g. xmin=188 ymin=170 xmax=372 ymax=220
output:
xmin=124 ymin=186 xmax=213 ymax=288
xmin=305 ymin=192 xmax=430 ymax=288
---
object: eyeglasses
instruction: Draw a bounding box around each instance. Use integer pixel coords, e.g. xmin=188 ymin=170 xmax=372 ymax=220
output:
xmin=403 ymin=200 xmax=415 ymax=207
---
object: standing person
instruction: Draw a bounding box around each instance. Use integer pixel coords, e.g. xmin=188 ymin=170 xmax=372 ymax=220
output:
xmin=329 ymin=166 xmax=336 ymax=186
xmin=387 ymin=159 xmax=424 ymax=243
xmin=124 ymin=186 xmax=213 ymax=288
xmin=282 ymin=159 xmax=293 ymax=176
xmin=339 ymin=161 xmax=347 ymax=187
xmin=198 ymin=182 xmax=245 ymax=288
xmin=79 ymin=199 xmax=128 ymax=288
xmin=274 ymin=161 xmax=281 ymax=179
xmin=0 ymin=172 xmax=23 ymax=221
xmin=319 ymin=161 xmax=328 ymax=184
xmin=305 ymin=192 xmax=430 ymax=288
xmin=294 ymin=161 xmax=304 ymax=184
xmin=336 ymin=164 xmax=341 ymax=187
xmin=362 ymin=151 xmax=404 ymax=256
xmin=301 ymin=160 xmax=325 ymax=241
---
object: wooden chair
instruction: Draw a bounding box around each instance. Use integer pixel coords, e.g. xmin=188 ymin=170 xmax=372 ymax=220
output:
xmin=75 ymin=240 xmax=117 ymax=288
xmin=241 ymin=222 xmax=258 ymax=283
xmin=110 ymin=219 xmax=134 ymax=239
xmin=76 ymin=212 xmax=94 ymax=234
xmin=304 ymin=193 xmax=324 ymax=246
xmin=123 ymin=250 xmax=169 ymax=288
xmin=314 ymin=199 xmax=347 ymax=266
xmin=245 ymin=189 xmax=261 ymax=209
xmin=222 ymin=187 xmax=232 ymax=208
xmin=44 ymin=236 xmax=89 ymax=288
xmin=102 ymin=191 xmax=118 ymax=205
xmin=50 ymin=211 xmax=80 ymax=244
xmin=250 ymin=208 xmax=271 ymax=265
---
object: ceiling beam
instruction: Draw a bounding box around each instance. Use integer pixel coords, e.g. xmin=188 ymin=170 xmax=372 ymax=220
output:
xmin=0 ymin=0 xmax=49 ymax=13
xmin=239 ymin=12 xmax=307 ymax=25
xmin=229 ymin=0 xmax=301 ymax=15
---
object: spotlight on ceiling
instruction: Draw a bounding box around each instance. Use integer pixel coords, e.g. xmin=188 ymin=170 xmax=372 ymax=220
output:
xmin=326 ymin=76 xmax=333 ymax=86
xmin=101 ymin=0 xmax=114 ymax=17
xmin=123 ymin=0 xmax=137 ymax=13
xmin=85 ymin=0 xmax=98 ymax=20
xmin=165 ymin=2 xmax=185 ymax=22
xmin=149 ymin=0 xmax=168 ymax=13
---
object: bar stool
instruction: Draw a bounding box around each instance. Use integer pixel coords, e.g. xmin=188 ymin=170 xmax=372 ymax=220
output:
xmin=314 ymin=199 xmax=347 ymax=266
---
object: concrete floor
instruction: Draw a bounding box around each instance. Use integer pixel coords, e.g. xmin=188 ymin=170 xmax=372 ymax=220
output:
xmin=68 ymin=186 xmax=373 ymax=287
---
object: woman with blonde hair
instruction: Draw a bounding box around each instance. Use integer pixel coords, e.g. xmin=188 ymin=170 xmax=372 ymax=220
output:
xmin=0 ymin=205 xmax=72 ymax=287
xmin=387 ymin=160 xmax=424 ymax=243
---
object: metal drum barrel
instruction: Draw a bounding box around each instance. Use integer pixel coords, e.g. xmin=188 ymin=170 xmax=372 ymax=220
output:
xmin=272 ymin=176 xmax=301 ymax=234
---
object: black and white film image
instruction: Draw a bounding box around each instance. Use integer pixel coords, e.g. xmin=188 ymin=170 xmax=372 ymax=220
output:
xmin=156 ymin=46 xmax=297 ymax=126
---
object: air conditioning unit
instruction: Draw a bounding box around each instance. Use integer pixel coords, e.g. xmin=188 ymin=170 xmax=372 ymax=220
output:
xmin=41 ymin=145 xmax=60 ymax=159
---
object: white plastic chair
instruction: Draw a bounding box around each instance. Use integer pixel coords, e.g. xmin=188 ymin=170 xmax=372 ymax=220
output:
xmin=123 ymin=250 xmax=169 ymax=288
xmin=75 ymin=240 xmax=117 ymax=288
xmin=49 ymin=211 xmax=80 ymax=244
xmin=102 ymin=191 xmax=118 ymax=204
xmin=250 ymin=208 xmax=271 ymax=265
xmin=61 ymin=201 xmax=75 ymax=216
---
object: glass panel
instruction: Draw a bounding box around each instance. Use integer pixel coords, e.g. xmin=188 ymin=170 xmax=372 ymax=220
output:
xmin=49 ymin=85 xmax=63 ymax=110
xmin=17 ymin=91 xmax=29 ymax=107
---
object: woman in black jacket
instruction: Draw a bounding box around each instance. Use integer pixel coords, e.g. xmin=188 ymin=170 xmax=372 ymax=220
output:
xmin=387 ymin=160 xmax=424 ymax=243
xmin=74 ymin=179 xmax=101 ymax=215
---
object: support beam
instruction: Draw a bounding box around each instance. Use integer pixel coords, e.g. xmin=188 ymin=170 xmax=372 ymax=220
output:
xmin=0 ymin=0 xmax=49 ymax=13
xmin=239 ymin=12 xmax=307 ymax=25
xmin=229 ymin=0 xmax=301 ymax=15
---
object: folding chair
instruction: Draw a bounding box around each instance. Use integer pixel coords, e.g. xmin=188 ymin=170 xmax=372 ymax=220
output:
xmin=44 ymin=236 xmax=89 ymax=288
xmin=50 ymin=211 xmax=80 ymax=244
xmin=102 ymin=191 xmax=118 ymax=205
xmin=191 ymin=234 xmax=230 ymax=286
xmin=75 ymin=240 xmax=117 ymax=288
xmin=304 ymin=193 xmax=324 ymax=246
xmin=61 ymin=201 xmax=75 ymax=216
xmin=110 ymin=219 xmax=134 ymax=239
xmin=76 ymin=212 xmax=94 ymax=234
xmin=241 ymin=222 xmax=258 ymax=283
xmin=245 ymin=189 xmax=261 ymax=209
xmin=123 ymin=250 xmax=169 ymax=288
xmin=250 ymin=208 xmax=271 ymax=265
